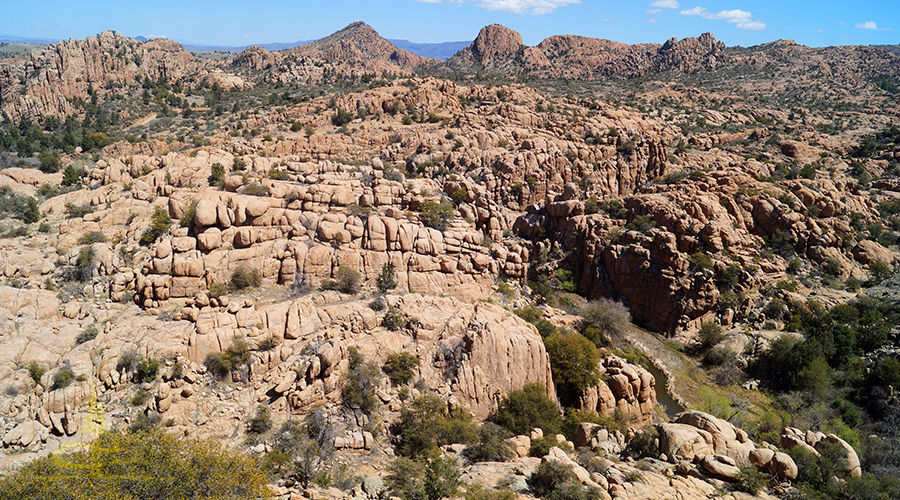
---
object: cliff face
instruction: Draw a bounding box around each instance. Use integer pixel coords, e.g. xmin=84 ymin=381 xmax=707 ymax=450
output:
xmin=0 ymin=31 xmax=197 ymax=121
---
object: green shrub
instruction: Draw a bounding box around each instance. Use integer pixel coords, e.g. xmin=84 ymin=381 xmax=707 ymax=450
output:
xmin=135 ymin=358 xmax=160 ymax=383
xmin=79 ymin=231 xmax=107 ymax=245
xmin=208 ymin=162 xmax=225 ymax=186
xmin=377 ymin=263 xmax=397 ymax=293
xmin=228 ymin=266 xmax=262 ymax=291
xmin=392 ymin=393 xmax=478 ymax=457
xmin=129 ymin=389 xmax=150 ymax=406
xmin=335 ymin=265 xmax=361 ymax=294
xmin=463 ymin=484 xmax=518 ymax=500
xmin=462 ymin=423 xmax=514 ymax=463
xmin=690 ymin=253 xmax=714 ymax=270
xmin=385 ymin=456 xmax=461 ymax=500
xmin=529 ymin=460 xmax=601 ymax=500
xmin=51 ymin=366 xmax=75 ymax=390
xmin=208 ymin=281 xmax=228 ymax=298
xmin=0 ymin=429 xmax=272 ymax=499
xmin=248 ymin=405 xmax=273 ymax=435
xmin=179 ymin=201 xmax=197 ymax=227
xmin=544 ymin=331 xmax=600 ymax=405
xmin=26 ymin=362 xmax=45 ymax=383
xmin=38 ymin=152 xmax=60 ymax=173
xmin=369 ymin=297 xmax=386 ymax=311
xmin=492 ymin=383 xmax=562 ymax=437
xmin=529 ymin=435 xmax=573 ymax=458
xmin=698 ymin=321 xmax=724 ymax=348
xmin=75 ymin=325 xmax=98 ymax=345
xmin=383 ymin=352 xmax=420 ymax=386
xmin=61 ymin=164 xmax=83 ymax=186
xmin=332 ymin=109 xmax=354 ymax=126
xmin=383 ymin=306 xmax=408 ymax=331
xmin=341 ymin=349 xmax=381 ymax=414
xmin=420 ymin=199 xmax=454 ymax=230
xmin=140 ymin=207 xmax=171 ymax=245
xmin=625 ymin=215 xmax=655 ymax=233
xmin=204 ymin=337 xmax=251 ymax=378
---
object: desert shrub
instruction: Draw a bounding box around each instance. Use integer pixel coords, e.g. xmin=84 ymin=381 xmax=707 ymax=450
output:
xmin=534 ymin=318 xmax=557 ymax=337
xmin=420 ymin=199 xmax=454 ymax=230
xmin=26 ymin=362 xmax=45 ymax=383
xmin=763 ymin=298 xmax=788 ymax=321
xmin=61 ymin=164 xmax=83 ymax=186
xmin=717 ymin=263 xmax=742 ymax=290
xmin=625 ymin=215 xmax=655 ymax=233
xmin=342 ymin=348 xmax=381 ymax=414
xmin=464 ymin=484 xmax=518 ymax=500
xmin=179 ymin=201 xmax=197 ymax=227
xmin=544 ymin=331 xmax=600 ymax=405
xmin=385 ymin=456 xmax=461 ymax=500
xmin=698 ymin=321 xmax=724 ymax=348
xmin=51 ymin=366 xmax=75 ymax=390
xmin=529 ymin=435 xmax=573 ymax=458
xmin=204 ymin=337 xmax=251 ymax=378
xmin=75 ymin=325 xmax=98 ymax=345
xmin=529 ymin=460 xmax=601 ymax=500
xmin=515 ymin=304 xmax=543 ymax=323
xmin=383 ymin=306 xmax=408 ymax=331
xmin=579 ymin=298 xmax=631 ymax=345
xmin=335 ymin=265 xmax=361 ymax=294
xmin=129 ymin=389 xmax=150 ymax=407
xmin=492 ymin=383 xmax=562 ymax=437
xmin=242 ymin=183 xmax=270 ymax=196
xmin=257 ymin=337 xmax=277 ymax=351
xmin=332 ymin=109 xmax=354 ymax=126
xmin=78 ymin=231 xmax=107 ymax=245
xmin=0 ymin=429 xmax=271 ymax=500
xmin=869 ymin=260 xmax=893 ymax=283
xmin=392 ymin=393 xmax=478 ymax=457
xmin=135 ymin=357 xmax=160 ymax=383
xmin=369 ymin=297 xmax=386 ymax=311
xmin=140 ymin=207 xmax=171 ymax=245
xmin=267 ymin=410 xmax=334 ymax=488
xmin=463 ymin=423 xmax=514 ymax=463
xmin=38 ymin=152 xmax=60 ymax=173
xmin=208 ymin=281 xmax=228 ymax=298
xmin=248 ymin=405 xmax=273 ymax=435
xmin=690 ymin=252 xmax=714 ymax=270
xmin=383 ymin=352 xmax=420 ymax=386
xmin=228 ymin=266 xmax=262 ymax=291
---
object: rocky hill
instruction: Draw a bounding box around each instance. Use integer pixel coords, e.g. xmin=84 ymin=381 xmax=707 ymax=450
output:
xmin=1 ymin=22 xmax=900 ymax=500
xmin=287 ymin=22 xmax=435 ymax=73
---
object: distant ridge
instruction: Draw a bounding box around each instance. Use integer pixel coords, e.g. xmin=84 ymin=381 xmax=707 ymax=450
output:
xmin=387 ymin=39 xmax=470 ymax=60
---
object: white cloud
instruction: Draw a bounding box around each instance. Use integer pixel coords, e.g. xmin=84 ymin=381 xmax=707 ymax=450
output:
xmin=644 ymin=18 xmax=658 ymax=23
xmin=650 ymin=0 xmax=680 ymax=8
xmin=855 ymin=21 xmax=891 ymax=31
xmin=647 ymin=8 xmax=661 ymax=14
xmin=478 ymin=0 xmax=580 ymax=14
xmin=411 ymin=0 xmax=579 ymax=14
xmin=680 ymin=5 xmax=766 ymax=30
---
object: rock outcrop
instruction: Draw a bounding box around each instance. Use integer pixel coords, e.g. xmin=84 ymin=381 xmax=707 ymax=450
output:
xmin=579 ymin=356 xmax=657 ymax=427
xmin=0 ymin=31 xmax=197 ymax=121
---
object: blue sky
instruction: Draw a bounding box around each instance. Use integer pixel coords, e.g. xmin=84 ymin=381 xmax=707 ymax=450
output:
xmin=1 ymin=0 xmax=897 ymax=48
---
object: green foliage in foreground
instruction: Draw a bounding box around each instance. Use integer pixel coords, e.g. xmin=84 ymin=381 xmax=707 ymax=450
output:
xmin=0 ymin=429 xmax=272 ymax=500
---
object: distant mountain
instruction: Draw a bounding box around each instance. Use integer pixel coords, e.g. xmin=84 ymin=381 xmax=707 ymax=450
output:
xmin=873 ymin=44 xmax=900 ymax=56
xmin=0 ymin=35 xmax=60 ymax=45
xmin=387 ymin=39 xmax=470 ymax=60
